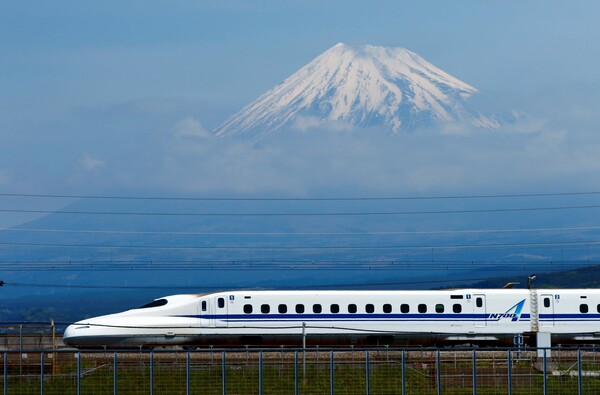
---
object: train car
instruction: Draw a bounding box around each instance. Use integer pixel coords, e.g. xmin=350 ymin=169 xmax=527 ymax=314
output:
xmin=62 ymin=288 xmax=600 ymax=348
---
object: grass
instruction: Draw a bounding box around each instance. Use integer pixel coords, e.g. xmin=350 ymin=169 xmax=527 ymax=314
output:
xmin=3 ymin=355 xmax=600 ymax=394
xmin=8 ymin=363 xmax=600 ymax=395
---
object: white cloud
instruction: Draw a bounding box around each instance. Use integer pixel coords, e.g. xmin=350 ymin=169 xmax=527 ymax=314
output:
xmin=6 ymin=94 xmax=600 ymax=198
xmin=292 ymin=116 xmax=354 ymax=133
xmin=0 ymin=169 xmax=10 ymax=186
xmin=173 ymin=116 xmax=211 ymax=139
xmin=292 ymin=116 xmax=321 ymax=131
xmin=438 ymin=122 xmax=474 ymax=136
xmin=134 ymin=123 xmax=600 ymax=195
xmin=80 ymin=154 xmax=105 ymax=171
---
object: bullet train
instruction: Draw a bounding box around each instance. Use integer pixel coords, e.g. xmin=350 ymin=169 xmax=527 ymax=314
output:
xmin=63 ymin=288 xmax=600 ymax=348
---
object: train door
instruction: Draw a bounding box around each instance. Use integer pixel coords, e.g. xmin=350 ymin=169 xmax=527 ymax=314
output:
xmin=474 ymin=294 xmax=487 ymax=327
xmin=539 ymin=294 xmax=554 ymax=327
xmin=199 ymin=299 xmax=209 ymax=327
xmin=215 ymin=296 xmax=228 ymax=327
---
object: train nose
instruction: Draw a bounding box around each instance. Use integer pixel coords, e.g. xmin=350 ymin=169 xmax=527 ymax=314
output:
xmin=63 ymin=323 xmax=94 ymax=347
xmin=63 ymin=323 xmax=82 ymax=346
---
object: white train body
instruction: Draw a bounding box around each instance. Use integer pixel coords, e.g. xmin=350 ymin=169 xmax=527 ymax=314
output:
xmin=63 ymin=288 xmax=600 ymax=348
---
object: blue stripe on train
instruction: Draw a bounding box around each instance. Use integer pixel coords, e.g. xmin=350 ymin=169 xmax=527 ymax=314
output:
xmin=172 ymin=311 xmax=600 ymax=323
xmin=174 ymin=313 xmax=531 ymax=322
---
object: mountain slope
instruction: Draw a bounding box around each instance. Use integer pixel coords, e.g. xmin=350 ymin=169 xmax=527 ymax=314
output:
xmin=214 ymin=43 xmax=511 ymax=137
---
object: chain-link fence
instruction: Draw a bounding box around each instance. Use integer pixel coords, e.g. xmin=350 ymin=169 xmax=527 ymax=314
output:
xmin=0 ymin=323 xmax=59 ymax=352
xmin=2 ymin=347 xmax=600 ymax=394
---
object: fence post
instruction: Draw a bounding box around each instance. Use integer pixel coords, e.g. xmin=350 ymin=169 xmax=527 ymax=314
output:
xmin=4 ymin=352 xmax=7 ymax=395
xmin=472 ymin=349 xmax=477 ymax=395
xmin=150 ymin=352 xmax=154 ymax=395
xmin=19 ymin=325 xmax=22 ymax=376
xmin=186 ymin=352 xmax=190 ymax=395
xmin=578 ymin=349 xmax=582 ymax=395
xmin=51 ymin=320 xmax=56 ymax=376
xmin=114 ymin=352 xmax=118 ymax=395
xmin=436 ymin=350 xmax=441 ymax=395
xmin=365 ymin=350 xmax=370 ymax=395
xmin=302 ymin=323 xmax=306 ymax=383
xmin=330 ymin=351 xmax=334 ymax=395
xmin=294 ymin=351 xmax=299 ymax=395
xmin=401 ymin=350 xmax=406 ymax=395
xmin=40 ymin=352 xmax=44 ymax=395
xmin=77 ymin=351 xmax=81 ymax=395
xmin=507 ymin=350 xmax=512 ymax=395
xmin=222 ymin=351 xmax=226 ymax=395
xmin=542 ymin=349 xmax=547 ymax=395
xmin=259 ymin=351 xmax=263 ymax=395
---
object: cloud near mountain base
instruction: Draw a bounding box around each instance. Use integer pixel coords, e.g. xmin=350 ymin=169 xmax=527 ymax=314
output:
xmin=147 ymin=121 xmax=600 ymax=196
xmin=2 ymin=106 xmax=599 ymax=198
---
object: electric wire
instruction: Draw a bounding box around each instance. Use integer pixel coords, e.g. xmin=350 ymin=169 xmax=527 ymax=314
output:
xmin=3 ymin=225 xmax=600 ymax=237
xmin=2 ymin=258 xmax=590 ymax=265
xmin=1 ymin=239 xmax=600 ymax=251
xmin=3 ymin=203 xmax=600 ymax=217
xmin=0 ymin=240 xmax=596 ymax=263
xmin=1 ymin=276 xmax=503 ymax=290
xmin=2 ymin=190 xmax=600 ymax=201
xmin=1 ymin=260 xmax=590 ymax=271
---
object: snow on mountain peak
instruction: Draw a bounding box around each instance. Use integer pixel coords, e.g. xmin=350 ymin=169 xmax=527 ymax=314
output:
xmin=214 ymin=43 xmax=510 ymax=138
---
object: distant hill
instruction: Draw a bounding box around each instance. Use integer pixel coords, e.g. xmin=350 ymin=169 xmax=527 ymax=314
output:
xmin=0 ymin=290 xmax=158 ymax=325
xmin=469 ymin=264 xmax=600 ymax=289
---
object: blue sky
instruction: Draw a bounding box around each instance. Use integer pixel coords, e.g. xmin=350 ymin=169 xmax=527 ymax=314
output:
xmin=3 ymin=1 xmax=600 ymax=108
xmin=3 ymin=1 xmax=600 ymax=295
xmin=1 ymin=1 xmax=600 ymax=201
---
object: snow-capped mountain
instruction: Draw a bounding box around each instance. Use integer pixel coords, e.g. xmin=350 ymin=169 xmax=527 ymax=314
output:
xmin=214 ymin=43 xmax=514 ymax=138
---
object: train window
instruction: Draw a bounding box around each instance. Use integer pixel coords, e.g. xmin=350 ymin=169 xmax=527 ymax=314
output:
xmin=138 ymin=299 xmax=168 ymax=309
xmin=453 ymin=304 xmax=462 ymax=313
xmin=543 ymin=298 xmax=550 ymax=308
xmin=330 ymin=304 xmax=340 ymax=313
xmin=450 ymin=295 xmax=463 ymax=299
xmin=476 ymin=298 xmax=483 ymax=308
xmin=218 ymin=298 xmax=225 ymax=308
xmin=348 ymin=304 xmax=357 ymax=314
xmin=201 ymin=301 xmax=207 ymax=312
xmin=296 ymin=304 xmax=305 ymax=314
xmin=418 ymin=304 xmax=427 ymax=314
xmin=261 ymin=304 xmax=270 ymax=314
xmin=278 ymin=304 xmax=287 ymax=314
xmin=435 ymin=304 xmax=444 ymax=313
xmin=383 ymin=304 xmax=392 ymax=313
xmin=597 ymin=304 xmax=600 ymax=313
xmin=366 ymin=304 xmax=375 ymax=313
xmin=244 ymin=304 xmax=253 ymax=314
xmin=313 ymin=304 xmax=322 ymax=313
xmin=580 ymin=304 xmax=589 ymax=314
xmin=401 ymin=304 xmax=410 ymax=313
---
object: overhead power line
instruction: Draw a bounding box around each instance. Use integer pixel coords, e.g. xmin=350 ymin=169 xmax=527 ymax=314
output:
xmin=3 ymin=225 xmax=600 ymax=237
xmin=2 ymin=191 xmax=600 ymax=201
xmin=3 ymin=204 xmax=600 ymax=217
xmin=0 ymin=276 xmax=511 ymax=290
xmin=2 ymin=239 xmax=600 ymax=251
xmin=2 ymin=259 xmax=593 ymax=271
xmin=1 ymin=258 xmax=593 ymax=265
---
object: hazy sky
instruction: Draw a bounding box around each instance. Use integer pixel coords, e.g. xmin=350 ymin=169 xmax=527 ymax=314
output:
xmin=1 ymin=1 xmax=600 ymax=197
xmin=3 ymin=2 xmax=600 ymax=110
xmin=3 ymin=1 xmax=600 ymax=295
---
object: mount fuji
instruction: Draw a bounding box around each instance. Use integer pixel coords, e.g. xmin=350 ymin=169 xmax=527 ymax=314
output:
xmin=214 ymin=43 xmax=516 ymax=138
